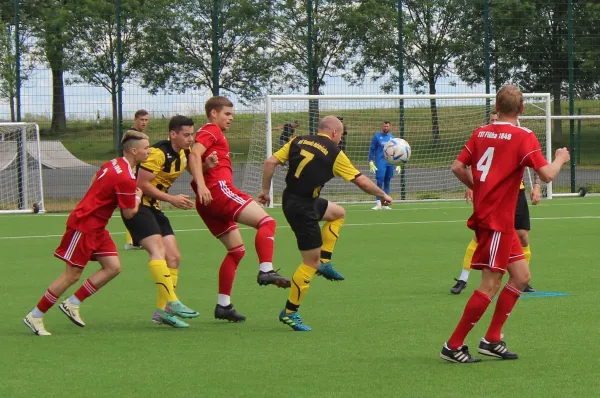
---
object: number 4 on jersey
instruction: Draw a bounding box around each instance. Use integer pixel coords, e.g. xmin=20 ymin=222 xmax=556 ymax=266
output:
xmin=476 ymin=147 xmax=494 ymax=182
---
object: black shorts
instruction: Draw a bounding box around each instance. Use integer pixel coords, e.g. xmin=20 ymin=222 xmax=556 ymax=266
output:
xmin=282 ymin=191 xmax=329 ymax=251
xmin=514 ymin=189 xmax=530 ymax=231
xmin=122 ymin=205 xmax=174 ymax=243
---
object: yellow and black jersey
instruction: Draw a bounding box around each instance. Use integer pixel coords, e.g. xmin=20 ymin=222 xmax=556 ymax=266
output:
xmin=138 ymin=140 xmax=189 ymax=209
xmin=274 ymin=133 xmax=361 ymax=198
xmin=520 ymin=180 xmax=525 ymax=190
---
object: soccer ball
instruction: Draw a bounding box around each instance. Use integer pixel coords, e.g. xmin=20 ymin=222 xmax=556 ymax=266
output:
xmin=384 ymin=138 xmax=411 ymax=165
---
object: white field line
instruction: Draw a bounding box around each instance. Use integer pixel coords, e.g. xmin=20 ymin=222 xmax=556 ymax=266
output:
xmin=1 ymin=215 xmax=599 ymax=240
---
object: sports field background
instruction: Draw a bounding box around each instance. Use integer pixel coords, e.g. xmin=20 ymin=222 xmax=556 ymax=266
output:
xmin=2 ymin=198 xmax=600 ymax=396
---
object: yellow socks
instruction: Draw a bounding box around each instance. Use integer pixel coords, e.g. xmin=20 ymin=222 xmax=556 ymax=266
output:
xmin=285 ymin=263 xmax=317 ymax=313
xmin=169 ymin=268 xmax=179 ymax=291
xmin=148 ymin=260 xmax=177 ymax=310
xmin=463 ymin=239 xmax=477 ymax=270
xmin=320 ymin=218 xmax=344 ymax=263
xmin=523 ymin=245 xmax=531 ymax=265
xmin=125 ymin=230 xmax=133 ymax=245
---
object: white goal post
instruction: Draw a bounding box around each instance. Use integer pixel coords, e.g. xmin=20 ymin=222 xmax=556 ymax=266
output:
xmin=0 ymin=122 xmax=45 ymax=214
xmin=242 ymin=93 xmax=553 ymax=206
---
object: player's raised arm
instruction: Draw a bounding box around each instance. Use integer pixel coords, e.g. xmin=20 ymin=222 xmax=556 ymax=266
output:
xmin=333 ymin=150 xmax=392 ymax=205
xmin=138 ymin=168 xmax=194 ymax=210
xmin=259 ymin=140 xmax=293 ymax=205
xmin=188 ymin=143 xmax=212 ymax=205
xmin=121 ymin=187 xmax=143 ymax=219
xmin=535 ymin=147 xmax=570 ymax=183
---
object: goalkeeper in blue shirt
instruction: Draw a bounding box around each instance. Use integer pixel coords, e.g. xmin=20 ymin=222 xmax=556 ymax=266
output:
xmin=368 ymin=121 xmax=401 ymax=210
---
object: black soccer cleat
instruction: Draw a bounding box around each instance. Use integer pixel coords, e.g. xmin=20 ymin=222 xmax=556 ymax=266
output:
xmin=523 ymin=284 xmax=535 ymax=293
xmin=440 ymin=343 xmax=481 ymax=363
xmin=214 ymin=304 xmax=246 ymax=323
xmin=257 ymin=269 xmax=291 ymax=288
xmin=477 ymin=338 xmax=519 ymax=360
xmin=450 ymin=278 xmax=467 ymax=295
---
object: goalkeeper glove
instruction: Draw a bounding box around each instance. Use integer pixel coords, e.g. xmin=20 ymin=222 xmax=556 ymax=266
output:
xmin=369 ymin=161 xmax=378 ymax=173
xmin=395 ymin=165 xmax=402 ymax=175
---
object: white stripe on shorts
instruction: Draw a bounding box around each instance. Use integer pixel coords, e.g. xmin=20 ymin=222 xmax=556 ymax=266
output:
xmin=64 ymin=231 xmax=82 ymax=261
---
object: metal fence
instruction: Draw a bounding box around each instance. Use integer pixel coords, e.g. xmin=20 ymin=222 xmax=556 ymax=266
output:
xmin=1 ymin=0 xmax=599 ymax=210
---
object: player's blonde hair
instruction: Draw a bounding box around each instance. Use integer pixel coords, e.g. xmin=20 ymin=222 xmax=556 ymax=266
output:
xmin=496 ymin=85 xmax=523 ymax=116
xmin=121 ymin=129 xmax=149 ymax=151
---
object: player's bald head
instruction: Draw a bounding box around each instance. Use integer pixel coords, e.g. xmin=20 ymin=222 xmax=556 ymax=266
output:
xmin=318 ymin=116 xmax=344 ymax=144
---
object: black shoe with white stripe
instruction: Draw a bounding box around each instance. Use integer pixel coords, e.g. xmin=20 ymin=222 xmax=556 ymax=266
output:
xmin=440 ymin=343 xmax=481 ymax=363
xmin=478 ymin=338 xmax=519 ymax=360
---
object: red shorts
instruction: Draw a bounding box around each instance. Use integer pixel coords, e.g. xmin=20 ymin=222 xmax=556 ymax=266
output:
xmin=54 ymin=228 xmax=118 ymax=268
xmin=196 ymin=181 xmax=252 ymax=237
xmin=471 ymin=228 xmax=525 ymax=274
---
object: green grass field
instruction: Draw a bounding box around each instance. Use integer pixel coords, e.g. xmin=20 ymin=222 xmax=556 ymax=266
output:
xmin=2 ymin=198 xmax=600 ymax=397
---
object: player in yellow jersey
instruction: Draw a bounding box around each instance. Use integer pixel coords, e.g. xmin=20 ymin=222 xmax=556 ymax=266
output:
xmin=125 ymin=109 xmax=151 ymax=250
xmin=122 ymin=115 xmax=217 ymax=327
xmin=259 ymin=116 xmax=392 ymax=331
xmin=450 ymin=111 xmax=542 ymax=294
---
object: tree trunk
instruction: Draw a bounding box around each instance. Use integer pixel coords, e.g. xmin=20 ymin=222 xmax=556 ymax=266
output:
xmin=429 ymin=78 xmax=440 ymax=145
xmin=9 ymin=95 xmax=15 ymax=122
xmin=111 ymin=87 xmax=119 ymax=154
xmin=50 ymin=68 xmax=67 ymax=133
xmin=552 ymin=82 xmax=563 ymax=146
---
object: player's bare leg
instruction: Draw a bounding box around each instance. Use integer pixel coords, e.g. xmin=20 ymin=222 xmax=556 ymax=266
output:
xmin=517 ymin=229 xmax=534 ymax=292
xmin=214 ymin=229 xmax=247 ymax=322
xmin=59 ymin=255 xmax=122 ymax=327
xmin=317 ymin=201 xmax=345 ymax=281
xmin=24 ymin=265 xmax=84 ymax=336
xmin=279 ymin=248 xmax=320 ymax=331
xmin=478 ymin=260 xmax=529 ymax=360
xmin=141 ymin=235 xmax=193 ymax=327
xmin=236 ymin=200 xmax=290 ymax=288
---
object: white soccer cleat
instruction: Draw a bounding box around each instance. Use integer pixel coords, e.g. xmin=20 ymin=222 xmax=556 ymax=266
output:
xmin=382 ymin=205 xmax=392 ymax=210
xmin=59 ymin=300 xmax=86 ymax=327
xmin=23 ymin=312 xmax=51 ymax=336
xmin=371 ymin=202 xmax=382 ymax=210
xmin=124 ymin=243 xmax=143 ymax=250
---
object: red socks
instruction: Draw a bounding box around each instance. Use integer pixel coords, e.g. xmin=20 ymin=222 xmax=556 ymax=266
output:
xmin=485 ymin=284 xmax=521 ymax=343
xmin=36 ymin=289 xmax=58 ymax=313
xmin=218 ymin=245 xmax=246 ymax=295
xmin=74 ymin=279 xmax=99 ymax=303
xmin=255 ymin=216 xmax=276 ymax=265
xmin=448 ymin=290 xmax=492 ymax=349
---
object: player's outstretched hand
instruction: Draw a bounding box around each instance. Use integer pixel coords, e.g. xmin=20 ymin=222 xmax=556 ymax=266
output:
xmin=465 ymin=188 xmax=473 ymax=203
xmin=395 ymin=165 xmax=402 ymax=175
xmin=530 ymin=186 xmax=542 ymax=205
xmin=197 ymin=185 xmax=213 ymax=206
xmin=206 ymin=151 xmax=219 ymax=169
xmin=257 ymin=190 xmax=271 ymax=206
xmin=555 ymin=147 xmax=570 ymax=163
xmin=369 ymin=161 xmax=378 ymax=173
xmin=381 ymin=193 xmax=393 ymax=206
xmin=170 ymin=194 xmax=195 ymax=210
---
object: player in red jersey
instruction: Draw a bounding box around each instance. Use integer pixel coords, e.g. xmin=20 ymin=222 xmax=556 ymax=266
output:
xmin=440 ymin=85 xmax=570 ymax=363
xmin=23 ymin=130 xmax=150 ymax=336
xmin=189 ymin=96 xmax=290 ymax=322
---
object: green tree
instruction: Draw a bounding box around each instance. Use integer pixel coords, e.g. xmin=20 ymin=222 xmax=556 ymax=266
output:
xmin=64 ymin=0 xmax=147 ymax=152
xmin=270 ymin=0 xmax=362 ymax=131
xmin=22 ymin=0 xmax=72 ymax=133
xmin=133 ymin=0 xmax=276 ymax=102
xmin=351 ymin=0 xmax=463 ymax=144
xmin=453 ymin=0 xmax=600 ymax=145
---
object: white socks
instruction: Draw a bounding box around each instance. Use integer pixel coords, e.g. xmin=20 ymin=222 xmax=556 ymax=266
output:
xmin=218 ymin=294 xmax=231 ymax=307
xmin=459 ymin=269 xmax=471 ymax=282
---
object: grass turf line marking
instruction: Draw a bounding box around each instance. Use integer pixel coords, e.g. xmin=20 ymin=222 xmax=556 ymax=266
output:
xmin=1 ymin=215 xmax=600 ymax=240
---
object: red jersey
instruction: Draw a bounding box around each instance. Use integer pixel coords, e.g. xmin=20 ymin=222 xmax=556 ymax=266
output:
xmin=67 ymin=157 xmax=137 ymax=233
xmin=457 ymin=121 xmax=548 ymax=233
xmin=193 ymin=123 xmax=233 ymax=189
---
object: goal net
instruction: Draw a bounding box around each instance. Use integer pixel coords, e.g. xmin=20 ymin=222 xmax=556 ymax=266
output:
xmin=0 ymin=123 xmax=45 ymax=213
xmin=242 ymin=94 xmax=552 ymax=205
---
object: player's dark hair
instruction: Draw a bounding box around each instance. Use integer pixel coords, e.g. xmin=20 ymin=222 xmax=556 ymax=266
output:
xmin=168 ymin=115 xmax=194 ymax=133
xmin=383 ymin=120 xmax=391 ymax=125
xmin=205 ymin=96 xmax=233 ymax=118
xmin=490 ymin=111 xmax=498 ymax=115
xmin=134 ymin=109 xmax=149 ymax=119
xmin=496 ymin=85 xmax=523 ymax=115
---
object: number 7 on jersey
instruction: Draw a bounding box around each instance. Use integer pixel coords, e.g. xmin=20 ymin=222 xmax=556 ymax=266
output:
xmin=476 ymin=147 xmax=494 ymax=182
